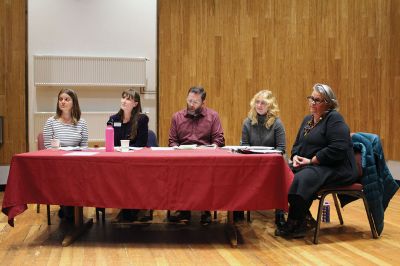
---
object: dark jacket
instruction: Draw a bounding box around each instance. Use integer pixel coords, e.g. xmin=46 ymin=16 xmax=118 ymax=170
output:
xmin=108 ymin=113 xmax=149 ymax=147
xmin=289 ymin=110 xmax=358 ymax=201
xmin=241 ymin=116 xmax=286 ymax=153
xmin=350 ymin=132 xmax=399 ymax=235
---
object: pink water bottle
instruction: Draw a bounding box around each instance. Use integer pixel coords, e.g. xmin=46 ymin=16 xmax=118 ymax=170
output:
xmin=105 ymin=122 xmax=114 ymax=152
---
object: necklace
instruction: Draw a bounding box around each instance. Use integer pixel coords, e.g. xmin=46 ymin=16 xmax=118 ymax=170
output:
xmin=303 ymin=115 xmax=323 ymax=136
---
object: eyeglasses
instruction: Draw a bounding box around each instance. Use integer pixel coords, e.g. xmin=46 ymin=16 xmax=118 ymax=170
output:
xmin=307 ymin=96 xmax=326 ymax=105
xmin=255 ymin=100 xmax=267 ymax=106
xmin=187 ymin=98 xmax=202 ymax=106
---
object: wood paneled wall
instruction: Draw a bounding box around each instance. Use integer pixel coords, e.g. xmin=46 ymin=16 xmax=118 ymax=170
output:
xmin=0 ymin=0 xmax=27 ymax=164
xmin=158 ymin=0 xmax=400 ymax=160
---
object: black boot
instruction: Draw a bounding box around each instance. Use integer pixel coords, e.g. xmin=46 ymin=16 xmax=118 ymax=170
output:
xmin=305 ymin=210 xmax=317 ymax=230
xmin=200 ymin=211 xmax=212 ymax=226
xmin=168 ymin=210 xmax=191 ymax=223
xmin=233 ymin=211 xmax=245 ymax=222
xmin=274 ymin=209 xmax=286 ymax=229
xmin=274 ymin=218 xmax=306 ymax=238
xmin=291 ymin=220 xmax=307 ymax=238
xmin=274 ymin=218 xmax=297 ymax=238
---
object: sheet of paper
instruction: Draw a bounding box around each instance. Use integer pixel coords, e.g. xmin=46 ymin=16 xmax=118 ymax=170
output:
xmin=197 ymin=145 xmax=217 ymax=150
xmin=64 ymin=152 xmax=99 ymax=156
xmin=129 ymin=147 xmax=143 ymax=150
xmin=59 ymin=146 xmax=87 ymax=151
xmin=114 ymin=147 xmax=135 ymax=152
xmin=247 ymin=149 xmax=282 ymax=154
xmin=247 ymin=146 xmax=274 ymax=150
xmin=150 ymin=147 xmax=175 ymax=151
xmin=222 ymin=146 xmax=274 ymax=152
xmin=176 ymin=144 xmax=197 ymax=150
xmin=222 ymin=146 xmax=245 ymax=150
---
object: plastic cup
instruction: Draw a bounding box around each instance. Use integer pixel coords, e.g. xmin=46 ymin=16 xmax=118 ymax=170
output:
xmin=50 ymin=139 xmax=60 ymax=149
xmin=120 ymin=140 xmax=130 ymax=152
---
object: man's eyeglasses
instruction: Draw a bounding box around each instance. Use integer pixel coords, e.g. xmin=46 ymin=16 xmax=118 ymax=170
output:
xmin=187 ymin=99 xmax=202 ymax=106
xmin=307 ymin=96 xmax=326 ymax=105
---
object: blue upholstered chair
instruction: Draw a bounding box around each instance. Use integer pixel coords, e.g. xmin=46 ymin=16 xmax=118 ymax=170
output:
xmin=147 ymin=129 xmax=158 ymax=147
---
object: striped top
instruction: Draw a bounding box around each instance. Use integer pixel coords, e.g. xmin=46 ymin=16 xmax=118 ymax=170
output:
xmin=43 ymin=116 xmax=89 ymax=148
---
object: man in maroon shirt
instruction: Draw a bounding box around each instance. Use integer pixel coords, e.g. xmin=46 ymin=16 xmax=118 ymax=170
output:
xmin=168 ymin=86 xmax=225 ymax=225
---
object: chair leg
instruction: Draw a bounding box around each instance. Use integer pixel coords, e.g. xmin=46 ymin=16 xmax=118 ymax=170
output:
xmin=313 ymin=193 xmax=328 ymax=244
xmin=167 ymin=210 xmax=171 ymax=218
xmin=213 ymin=211 xmax=217 ymax=220
xmin=46 ymin=205 xmax=51 ymax=225
xmin=37 ymin=204 xmax=40 ymax=213
xmin=360 ymin=192 xmax=379 ymax=239
xmin=102 ymin=209 xmax=106 ymax=222
xmin=332 ymin=193 xmax=344 ymax=225
xmin=246 ymin=211 xmax=251 ymax=222
xmin=95 ymin=208 xmax=106 ymax=223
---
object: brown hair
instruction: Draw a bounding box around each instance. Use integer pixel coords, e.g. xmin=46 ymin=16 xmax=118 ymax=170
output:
xmin=117 ymin=88 xmax=142 ymax=140
xmin=55 ymin=88 xmax=81 ymax=125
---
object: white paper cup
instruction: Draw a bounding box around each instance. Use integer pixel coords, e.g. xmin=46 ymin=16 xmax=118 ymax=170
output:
xmin=50 ymin=139 xmax=60 ymax=149
xmin=120 ymin=140 xmax=130 ymax=152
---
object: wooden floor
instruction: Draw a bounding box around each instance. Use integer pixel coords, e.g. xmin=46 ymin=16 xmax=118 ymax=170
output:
xmin=1 ymin=192 xmax=399 ymax=266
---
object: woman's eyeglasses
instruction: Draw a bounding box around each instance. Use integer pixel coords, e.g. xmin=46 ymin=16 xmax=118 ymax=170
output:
xmin=255 ymin=100 xmax=267 ymax=106
xmin=307 ymin=96 xmax=326 ymax=105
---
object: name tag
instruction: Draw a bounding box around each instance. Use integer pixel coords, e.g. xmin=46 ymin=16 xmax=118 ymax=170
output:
xmin=113 ymin=122 xmax=122 ymax=127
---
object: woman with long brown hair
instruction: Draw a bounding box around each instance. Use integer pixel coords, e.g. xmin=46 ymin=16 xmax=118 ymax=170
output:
xmin=108 ymin=88 xmax=149 ymax=222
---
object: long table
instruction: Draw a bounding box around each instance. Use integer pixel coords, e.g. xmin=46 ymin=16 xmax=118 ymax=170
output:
xmin=2 ymin=148 xmax=294 ymax=246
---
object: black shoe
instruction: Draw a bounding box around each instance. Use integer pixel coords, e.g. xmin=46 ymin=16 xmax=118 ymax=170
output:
xmin=274 ymin=219 xmax=302 ymax=238
xmin=111 ymin=209 xmax=138 ymax=223
xmin=59 ymin=206 xmax=74 ymax=222
xmin=137 ymin=210 xmax=153 ymax=222
xmin=305 ymin=212 xmax=317 ymax=230
xmin=168 ymin=211 xmax=191 ymax=223
xmin=275 ymin=209 xmax=286 ymax=229
xmin=200 ymin=211 xmax=212 ymax=226
xmin=291 ymin=220 xmax=307 ymax=238
xmin=233 ymin=211 xmax=245 ymax=222
xmin=58 ymin=208 xmax=64 ymax=219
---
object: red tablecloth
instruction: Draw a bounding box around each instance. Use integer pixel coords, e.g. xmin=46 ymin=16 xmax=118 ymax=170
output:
xmin=2 ymin=148 xmax=293 ymax=225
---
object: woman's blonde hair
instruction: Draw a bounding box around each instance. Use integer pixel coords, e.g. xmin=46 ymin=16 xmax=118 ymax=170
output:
xmin=248 ymin=90 xmax=280 ymax=129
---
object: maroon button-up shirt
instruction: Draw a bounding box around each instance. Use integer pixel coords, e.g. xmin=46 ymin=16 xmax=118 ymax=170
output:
xmin=168 ymin=107 xmax=225 ymax=147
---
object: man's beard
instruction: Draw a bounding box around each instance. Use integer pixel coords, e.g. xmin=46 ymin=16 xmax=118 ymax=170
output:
xmin=187 ymin=105 xmax=202 ymax=116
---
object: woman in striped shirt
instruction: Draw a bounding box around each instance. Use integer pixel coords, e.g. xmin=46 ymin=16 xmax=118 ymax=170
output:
xmin=42 ymin=88 xmax=88 ymax=222
xmin=43 ymin=88 xmax=88 ymax=149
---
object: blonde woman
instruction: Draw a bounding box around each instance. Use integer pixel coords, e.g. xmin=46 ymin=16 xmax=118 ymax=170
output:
xmin=236 ymin=90 xmax=286 ymax=225
xmin=241 ymin=89 xmax=285 ymax=151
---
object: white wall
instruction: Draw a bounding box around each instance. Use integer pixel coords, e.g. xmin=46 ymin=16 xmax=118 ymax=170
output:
xmin=0 ymin=166 xmax=10 ymax=185
xmin=387 ymin=161 xmax=400 ymax=181
xmin=28 ymin=0 xmax=157 ymax=150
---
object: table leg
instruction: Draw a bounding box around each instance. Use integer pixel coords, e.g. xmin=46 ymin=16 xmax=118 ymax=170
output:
xmin=61 ymin=206 xmax=93 ymax=247
xmin=225 ymin=211 xmax=238 ymax=248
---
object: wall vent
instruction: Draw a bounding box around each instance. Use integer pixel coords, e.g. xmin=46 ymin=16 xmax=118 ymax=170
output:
xmin=34 ymin=55 xmax=147 ymax=87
